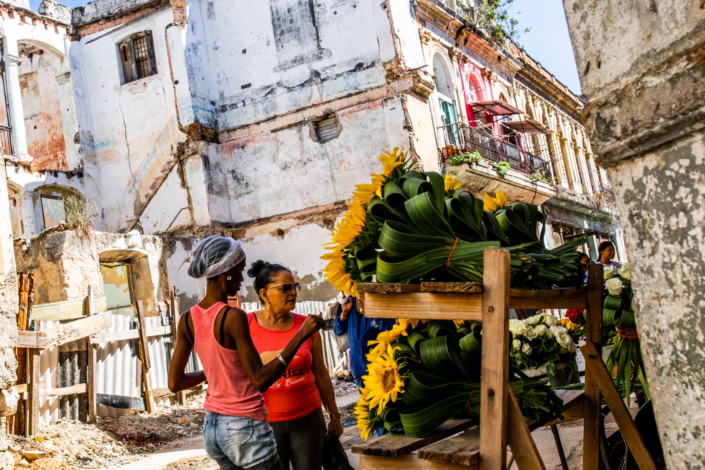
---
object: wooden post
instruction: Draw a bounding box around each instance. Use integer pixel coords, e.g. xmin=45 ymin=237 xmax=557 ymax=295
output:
xmin=27 ymin=348 xmax=40 ymax=437
xmin=87 ymin=342 xmax=97 ymax=422
xmin=506 ymin=389 xmax=546 ymax=469
xmin=136 ymin=301 xmax=154 ymax=413
xmin=582 ymin=342 xmax=658 ymax=470
xmin=479 ymin=248 xmax=511 ymax=470
xmin=584 ymin=263 xmax=604 ymax=470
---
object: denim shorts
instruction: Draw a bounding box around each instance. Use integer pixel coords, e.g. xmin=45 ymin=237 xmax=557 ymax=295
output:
xmin=203 ymin=411 xmax=281 ymax=470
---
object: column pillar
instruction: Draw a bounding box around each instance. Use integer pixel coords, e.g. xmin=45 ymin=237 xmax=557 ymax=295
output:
xmin=2 ymin=54 xmax=30 ymax=161
xmin=20 ymin=192 xmax=37 ymax=237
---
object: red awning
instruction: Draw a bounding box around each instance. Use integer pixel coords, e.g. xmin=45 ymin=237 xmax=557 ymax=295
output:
xmin=470 ymin=100 xmax=524 ymax=116
xmin=500 ymin=119 xmax=553 ymax=134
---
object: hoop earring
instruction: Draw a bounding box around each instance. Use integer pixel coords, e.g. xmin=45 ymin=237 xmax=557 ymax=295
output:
xmin=227 ymin=276 xmax=232 ymax=281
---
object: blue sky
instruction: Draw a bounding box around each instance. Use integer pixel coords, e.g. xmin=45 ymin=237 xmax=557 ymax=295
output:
xmin=507 ymin=0 xmax=582 ymax=95
xmin=30 ymin=0 xmax=581 ymax=95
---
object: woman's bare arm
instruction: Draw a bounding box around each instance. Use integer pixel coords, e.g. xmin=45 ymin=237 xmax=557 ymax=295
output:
xmin=226 ymin=308 xmax=325 ymax=392
xmin=168 ymin=313 xmax=206 ymax=393
xmin=310 ymin=333 xmax=343 ymax=440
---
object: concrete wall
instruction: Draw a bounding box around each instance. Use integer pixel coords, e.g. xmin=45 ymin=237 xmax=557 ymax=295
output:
xmin=563 ymin=0 xmax=705 ymax=465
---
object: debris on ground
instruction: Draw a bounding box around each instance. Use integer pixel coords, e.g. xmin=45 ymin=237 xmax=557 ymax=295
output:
xmin=331 ymin=371 xmax=358 ymax=398
xmin=165 ymin=455 xmax=218 ymax=470
xmin=8 ymin=391 xmax=207 ymax=469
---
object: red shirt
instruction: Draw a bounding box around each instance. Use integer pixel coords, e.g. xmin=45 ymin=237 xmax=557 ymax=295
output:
xmin=247 ymin=312 xmax=322 ymax=422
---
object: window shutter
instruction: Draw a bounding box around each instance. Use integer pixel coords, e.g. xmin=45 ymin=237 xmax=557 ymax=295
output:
xmin=315 ymin=117 xmax=339 ymax=142
xmin=128 ymin=37 xmax=139 ymax=81
xmin=145 ymin=31 xmax=157 ymax=75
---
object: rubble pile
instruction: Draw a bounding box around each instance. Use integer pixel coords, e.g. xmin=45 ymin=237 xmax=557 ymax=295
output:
xmin=7 ymin=392 xmax=207 ymax=469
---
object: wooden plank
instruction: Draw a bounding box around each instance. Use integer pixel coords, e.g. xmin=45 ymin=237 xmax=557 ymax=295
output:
xmin=89 ymin=325 xmax=173 ymax=344
xmin=420 ymin=282 xmax=482 ymax=293
xmin=27 ymin=349 xmax=40 ymax=437
xmin=152 ymin=383 xmax=207 ymax=399
xmin=418 ymin=427 xmax=480 ymax=467
xmin=87 ymin=343 xmax=97 ymax=423
xmin=507 ymin=388 xmax=546 ymax=470
xmin=360 ymin=454 xmax=477 ymax=469
xmin=582 ymin=342 xmax=658 ymax=470
xmin=479 ymin=248 xmax=510 ymax=470
xmin=584 ymin=264 xmax=603 ymax=470
xmin=17 ymin=311 xmax=113 ymax=349
xmin=352 ymin=418 xmax=476 ymax=457
xmin=40 ymin=383 xmax=87 ymax=397
xmin=357 ymin=283 xmax=422 ymax=293
xmin=30 ymin=296 xmax=107 ymax=322
xmin=510 ymin=287 xmax=586 ymax=309
xmin=363 ymin=292 xmax=482 ymax=321
xmin=136 ymin=301 xmax=154 ymax=413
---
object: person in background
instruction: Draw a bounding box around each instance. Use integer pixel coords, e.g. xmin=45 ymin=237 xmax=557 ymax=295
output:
xmin=597 ymin=241 xmax=621 ymax=269
xmin=565 ymin=253 xmax=593 ymax=322
xmin=168 ymin=236 xmax=325 ymax=470
xmin=334 ymin=295 xmax=396 ymax=387
xmin=246 ymin=261 xmax=343 ymax=470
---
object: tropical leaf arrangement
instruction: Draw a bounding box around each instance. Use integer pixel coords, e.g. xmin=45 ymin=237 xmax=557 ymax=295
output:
xmin=600 ymin=264 xmax=650 ymax=406
xmin=322 ymin=148 xmax=588 ymax=297
xmin=355 ymin=318 xmax=565 ymax=439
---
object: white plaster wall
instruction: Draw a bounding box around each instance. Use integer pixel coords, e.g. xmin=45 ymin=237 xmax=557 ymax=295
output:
xmin=74 ymin=8 xmax=190 ymax=232
xmin=140 ymin=166 xmax=191 ymax=235
xmin=197 ymin=0 xmax=392 ymax=131
xmin=388 ymin=0 xmax=424 ymax=68
xmin=217 ymin=96 xmax=408 ymax=224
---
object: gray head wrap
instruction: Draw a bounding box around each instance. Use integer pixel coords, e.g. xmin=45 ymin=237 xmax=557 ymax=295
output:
xmin=188 ymin=236 xmax=245 ymax=279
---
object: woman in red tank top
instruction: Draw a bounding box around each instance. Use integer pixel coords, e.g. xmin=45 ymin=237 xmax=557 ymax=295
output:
xmin=168 ymin=236 xmax=325 ymax=470
xmin=246 ymin=260 xmax=344 ymax=470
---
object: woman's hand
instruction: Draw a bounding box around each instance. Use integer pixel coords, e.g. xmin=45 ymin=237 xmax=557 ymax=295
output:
xmin=326 ymin=417 xmax=344 ymax=441
xmin=340 ymin=297 xmax=353 ymax=321
xmin=298 ymin=314 xmax=325 ymax=340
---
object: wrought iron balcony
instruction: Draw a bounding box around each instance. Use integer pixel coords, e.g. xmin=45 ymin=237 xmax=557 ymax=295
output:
xmin=437 ymin=121 xmax=551 ymax=176
xmin=0 ymin=126 xmax=12 ymax=156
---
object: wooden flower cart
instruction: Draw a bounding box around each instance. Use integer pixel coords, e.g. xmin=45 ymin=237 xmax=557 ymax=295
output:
xmin=353 ymin=249 xmax=659 ymax=470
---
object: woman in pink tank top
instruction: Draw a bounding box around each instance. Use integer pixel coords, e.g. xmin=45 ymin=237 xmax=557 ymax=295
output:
xmin=168 ymin=236 xmax=324 ymax=470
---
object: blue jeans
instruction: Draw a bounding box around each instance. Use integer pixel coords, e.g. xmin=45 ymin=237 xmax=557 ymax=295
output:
xmin=204 ymin=412 xmax=282 ymax=470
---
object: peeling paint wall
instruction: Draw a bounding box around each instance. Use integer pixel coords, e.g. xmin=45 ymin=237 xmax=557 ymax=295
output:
xmin=217 ymin=97 xmax=408 ymax=224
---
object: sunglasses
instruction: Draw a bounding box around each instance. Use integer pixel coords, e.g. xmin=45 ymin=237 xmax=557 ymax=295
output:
xmin=265 ymin=282 xmax=302 ymax=294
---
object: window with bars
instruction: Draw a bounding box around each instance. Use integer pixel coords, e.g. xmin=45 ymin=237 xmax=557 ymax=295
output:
xmin=118 ymin=32 xmax=157 ymax=84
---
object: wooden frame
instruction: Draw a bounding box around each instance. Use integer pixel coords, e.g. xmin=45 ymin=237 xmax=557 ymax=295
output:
xmin=353 ymin=249 xmax=599 ymax=470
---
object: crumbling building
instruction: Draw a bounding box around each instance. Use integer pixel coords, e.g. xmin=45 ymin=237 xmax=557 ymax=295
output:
xmin=0 ymin=0 xmax=623 ymax=429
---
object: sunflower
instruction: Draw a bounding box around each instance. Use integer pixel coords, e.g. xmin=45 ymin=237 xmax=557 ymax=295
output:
xmin=365 ymin=343 xmax=404 ymax=414
xmin=396 ymin=318 xmax=421 ymax=334
xmin=444 ymin=173 xmax=463 ymax=194
xmin=355 ymin=387 xmax=378 ymax=440
xmin=483 ymin=190 xmax=508 ymax=212
xmin=379 ymin=148 xmax=406 ymax=176
xmin=321 ymin=148 xmax=407 ymax=297
xmin=454 ymin=319 xmax=466 ymax=328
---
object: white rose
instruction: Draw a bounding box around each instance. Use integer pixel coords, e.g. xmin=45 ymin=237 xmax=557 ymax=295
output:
xmin=522 ymin=343 xmax=532 ymax=355
xmin=605 ymin=277 xmax=624 ymax=296
xmin=534 ymin=324 xmax=548 ymax=337
xmin=604 ymin=266 xmax=615 ymax=279
xmin=543 ymin=315 xmax=558 ymax=327
xmin=567 ymin=338 xmax=576 ymax=353
xmin=524 ymin=326 xmax=538 ymax=340
xmin=511 ymin=322 xmax=527 ymax=336
xmin=618 ymin=266 xmax=631 ymax=280
xmin=553 ymin=328 xmax=572 ymax=349
xmin=527 ymin=315 xmax=541 ymax=325
xmin=513 ymin=339 xmax=522 ymax=350
xmin=621 ymin=262 xmax=630 ymax=271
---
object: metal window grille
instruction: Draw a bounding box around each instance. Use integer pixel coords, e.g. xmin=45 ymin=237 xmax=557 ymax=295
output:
xmin=315 ymin=117 xmax=340 ymax=142
xmin=119 ymin=32 xmax=157 ymax=84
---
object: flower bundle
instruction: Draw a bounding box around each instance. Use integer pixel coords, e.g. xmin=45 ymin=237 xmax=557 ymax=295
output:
xmin=601 ymin=263 xmax=650 ymax=405
xmin=322 ymin=148 xmax=588 ymax=296
xmin=355 ymin=319 xmax=564 ymax=439
xmin=509 ymin=314 xmax=578 ymax=379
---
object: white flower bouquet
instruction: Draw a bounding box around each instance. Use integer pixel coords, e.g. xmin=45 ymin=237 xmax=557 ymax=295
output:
xmin=509 ymin=313 xmax=578 ymax=379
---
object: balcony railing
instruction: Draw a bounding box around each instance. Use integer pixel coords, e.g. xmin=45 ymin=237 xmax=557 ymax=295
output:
xmin=0 ymin=126 xmax=12 ymax=156
xmin=437 ymin=121 xmax=551 ymax=177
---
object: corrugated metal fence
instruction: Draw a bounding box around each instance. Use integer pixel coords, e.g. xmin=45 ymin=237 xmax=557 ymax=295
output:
xmin=35 ymin=300 xmax=348 ymax=424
